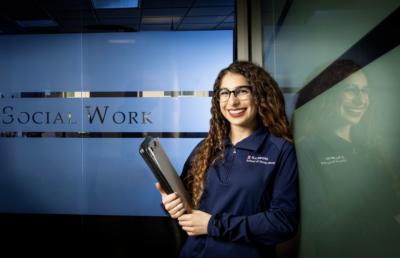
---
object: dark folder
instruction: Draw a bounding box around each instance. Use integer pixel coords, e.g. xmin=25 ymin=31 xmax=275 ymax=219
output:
xmin=139 ymin=136 xmax=191 ymax=209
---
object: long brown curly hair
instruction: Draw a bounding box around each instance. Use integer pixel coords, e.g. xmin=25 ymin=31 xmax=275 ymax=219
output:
xmin=186 ymin=61 xmax=292 ymax=208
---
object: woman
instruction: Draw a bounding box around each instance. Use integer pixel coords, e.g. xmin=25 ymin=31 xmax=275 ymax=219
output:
xmin=156 ymin=61 xmax=299 ymax=258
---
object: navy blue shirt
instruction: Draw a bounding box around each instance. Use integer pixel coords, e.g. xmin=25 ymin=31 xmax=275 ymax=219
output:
xmin=180 ymin=126 xmax=299 ymax=258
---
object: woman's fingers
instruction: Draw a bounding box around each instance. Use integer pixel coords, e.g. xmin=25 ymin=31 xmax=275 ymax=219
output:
xmin=155 ymin=182 xmax=187 ymax=219
xmin=155 ymin=182 xmax=166 ymax=195
xmin=177 ymin=219 xmax=192 ymax=227
xmin=169 ymin=202 xmax=184 ymax=214
xmin=159 ymin=193 xmax=185 ymax=218
xmin=155 ymin=182 xmax=190 ymax=219
xmin=177 ymin=210 xmax=211 ymax=236
xmin=162 ymin=192 xmax=178 ymax=205
xmin=163 ymin=194 xmax=181 ymax=210
xmin=170 ymin=207 xmax=186 ymax=219
xmin=182 ymin=226 xmax=194 ymax=232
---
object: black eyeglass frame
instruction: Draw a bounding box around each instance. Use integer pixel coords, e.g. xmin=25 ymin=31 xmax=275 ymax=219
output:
xmin=214 ymin=85 xmax=253 ymax=101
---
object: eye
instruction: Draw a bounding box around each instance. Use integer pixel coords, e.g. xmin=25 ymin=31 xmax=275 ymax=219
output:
xmin=237 ymin=87 xmax=251 ymax=95
xmin=343 ymin=86 xmax=358 ymax=94
xmin=349 ymin=88 xmax=359 ymax=95
xmin=240 ymin=89 xmax=250 ymax=94
xmin=218 ymin=89 xmax=230 ymax=97
xmin=361 ymin=88 xmax=369 ymax=95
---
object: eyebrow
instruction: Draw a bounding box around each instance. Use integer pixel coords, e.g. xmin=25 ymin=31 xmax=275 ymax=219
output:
xmin=344 ymin=84 xmax=369 ymax=88
xmin=219 ymin=85 xmax=251 ymax=90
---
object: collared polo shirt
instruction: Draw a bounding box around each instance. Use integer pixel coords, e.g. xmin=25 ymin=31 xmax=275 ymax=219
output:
xmin=180 ymin=126 xmax=299 ymax=258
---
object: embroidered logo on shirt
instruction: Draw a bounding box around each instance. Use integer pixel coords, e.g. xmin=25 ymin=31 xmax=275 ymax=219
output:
xmin=246 ymin=155 xmax=275 ymax=165
xmin=320 ymin=155 xmax=347 ymax=165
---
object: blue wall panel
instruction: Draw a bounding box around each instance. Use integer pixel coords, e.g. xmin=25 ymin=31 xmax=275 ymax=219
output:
xmin=0 ymin=31 xmax=233 ymax=215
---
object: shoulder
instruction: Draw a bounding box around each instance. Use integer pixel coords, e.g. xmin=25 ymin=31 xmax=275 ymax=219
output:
xmin=184 ymin=138 xmax=206 ymax=164
xmin=256 ymin=132 xmax=297 ymax=166
xmin=266 ymin=133 xmax=295 ymax=153
xmin=190 ymin=138 xmax=205 ymax=156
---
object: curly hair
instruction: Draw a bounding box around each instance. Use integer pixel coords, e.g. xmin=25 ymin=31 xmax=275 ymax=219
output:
xmin=185 ymin=61 xmax=292 ymax=208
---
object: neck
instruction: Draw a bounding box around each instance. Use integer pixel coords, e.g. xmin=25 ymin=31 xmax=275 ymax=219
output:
xmin=335 ymin=125 xmax=352 ymax=143
xmin=230 ymin=124 xmax=258 ymax=145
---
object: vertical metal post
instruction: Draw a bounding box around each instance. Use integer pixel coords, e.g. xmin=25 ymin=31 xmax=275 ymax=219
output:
xmin=236 ymin=0 xmax=263 ymax=65
xmin=250 ymin=0 xmax=263 ymax=66
xmin=236 ymin=0 xmax=249 ymax=61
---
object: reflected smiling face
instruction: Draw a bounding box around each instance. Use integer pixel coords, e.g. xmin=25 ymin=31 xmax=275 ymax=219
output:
xmin=339 ymin=71 xmax=369 ymax=125
xmin=219 ymin=72 xmax=258 ymax=130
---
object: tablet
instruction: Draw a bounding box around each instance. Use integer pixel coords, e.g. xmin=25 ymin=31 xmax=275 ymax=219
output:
xmin=139 ymin=136 xmax=191 ymax=209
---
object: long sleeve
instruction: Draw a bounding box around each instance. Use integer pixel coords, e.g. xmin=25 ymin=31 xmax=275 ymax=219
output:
xmin=207 ymin=143 xmax=299 ymax=245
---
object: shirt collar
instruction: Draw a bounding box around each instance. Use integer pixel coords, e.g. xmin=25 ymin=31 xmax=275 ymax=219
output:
xmin=223 ymin=126 xmax=269 ymax=151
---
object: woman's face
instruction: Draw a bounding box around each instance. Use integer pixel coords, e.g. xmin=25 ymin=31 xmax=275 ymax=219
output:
xmin=218 ymin=72 xmax=258 ymax=130
xmin=338 ymin=71 xmax=369 ymax=125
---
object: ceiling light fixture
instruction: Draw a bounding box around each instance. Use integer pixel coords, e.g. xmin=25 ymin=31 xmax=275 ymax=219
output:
xmin=92 ymin=0 xmax=140 ymax=9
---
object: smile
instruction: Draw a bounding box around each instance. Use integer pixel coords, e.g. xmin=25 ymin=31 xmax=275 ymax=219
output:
xmin=228 ymin=108 xmax=246 ymax=117
xmin=343 ymin=106 xmax=367 ymax=117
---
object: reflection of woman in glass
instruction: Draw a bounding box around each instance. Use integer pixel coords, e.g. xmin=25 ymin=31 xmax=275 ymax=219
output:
xmin=296 ymin=59 xmax=369 ymax=144
xmin=334 ymin=69 xmax=369 ymax=142
xmin=157 ymin=61 xmax=299 ymax=258
xmin=295 ymin=59 xmax=400 ymax=258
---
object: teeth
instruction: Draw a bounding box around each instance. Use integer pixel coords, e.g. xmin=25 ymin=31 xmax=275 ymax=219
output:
xmin=347 ymin=108 xmax=364 ymax=113
xmin=229 ymin=109 xmax=245 ymax=114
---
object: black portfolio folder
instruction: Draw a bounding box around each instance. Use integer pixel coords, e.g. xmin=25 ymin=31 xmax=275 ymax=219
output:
xmin=139 ymin=136 xmax=191 ymax=210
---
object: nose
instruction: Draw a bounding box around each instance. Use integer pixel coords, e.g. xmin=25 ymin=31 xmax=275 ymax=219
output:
xmin=227 ymin=92 xmax=239 ymax=105
xmin=352 ymin=90 xmax=368 ymax=106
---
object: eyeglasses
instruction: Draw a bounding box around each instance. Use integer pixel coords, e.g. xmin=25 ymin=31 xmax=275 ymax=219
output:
xmin=216 ymin=85 xmax=252 ymax=102
xmin=342 ymin=84 xmax=369 ymax=97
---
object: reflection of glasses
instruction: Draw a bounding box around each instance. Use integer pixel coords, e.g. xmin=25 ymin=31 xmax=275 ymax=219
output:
xmin=342 ymin=84 xmax=369 ymax=97
xmin=216 ymin=85 xmax=252 ymax=102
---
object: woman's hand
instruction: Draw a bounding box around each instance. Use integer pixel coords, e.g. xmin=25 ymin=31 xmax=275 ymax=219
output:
xmin=178 ymin=210 xmax=211 ymax=236
xmin=155 ymin=182 xmax=186 ymax=219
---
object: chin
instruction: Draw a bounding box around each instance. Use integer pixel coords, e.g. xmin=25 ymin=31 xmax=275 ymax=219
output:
xmin=342 ymin=114 xmax=363 ymax=125
xmin=228 ymin=119 xmax=249 ymax=127
xmin=340 ymin=107 xmax=367 ymax=125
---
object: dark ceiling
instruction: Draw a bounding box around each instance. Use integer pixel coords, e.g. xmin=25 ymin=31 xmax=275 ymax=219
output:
xmin=0 ymin=0 xmax=235 ymax=34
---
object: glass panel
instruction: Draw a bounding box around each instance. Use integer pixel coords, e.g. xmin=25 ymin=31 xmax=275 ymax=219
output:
xmin=0 ymin=34 xmax=85 ymax=214
xmin=295 ymin=47 xmax=400 ymax=258
xmin=81 ymin=31 xmax=232 ymax=216
xmin=262 ymin=0 xmax=400 ymax=257
xmin=1 ymin=28 xmax=233 ymax=216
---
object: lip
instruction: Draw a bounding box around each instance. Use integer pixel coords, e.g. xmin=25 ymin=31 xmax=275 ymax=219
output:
xmin=228 ymin=108 xmax=246 ymax=118
xmin=343 ymin=106 xmax=367 ymax=116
